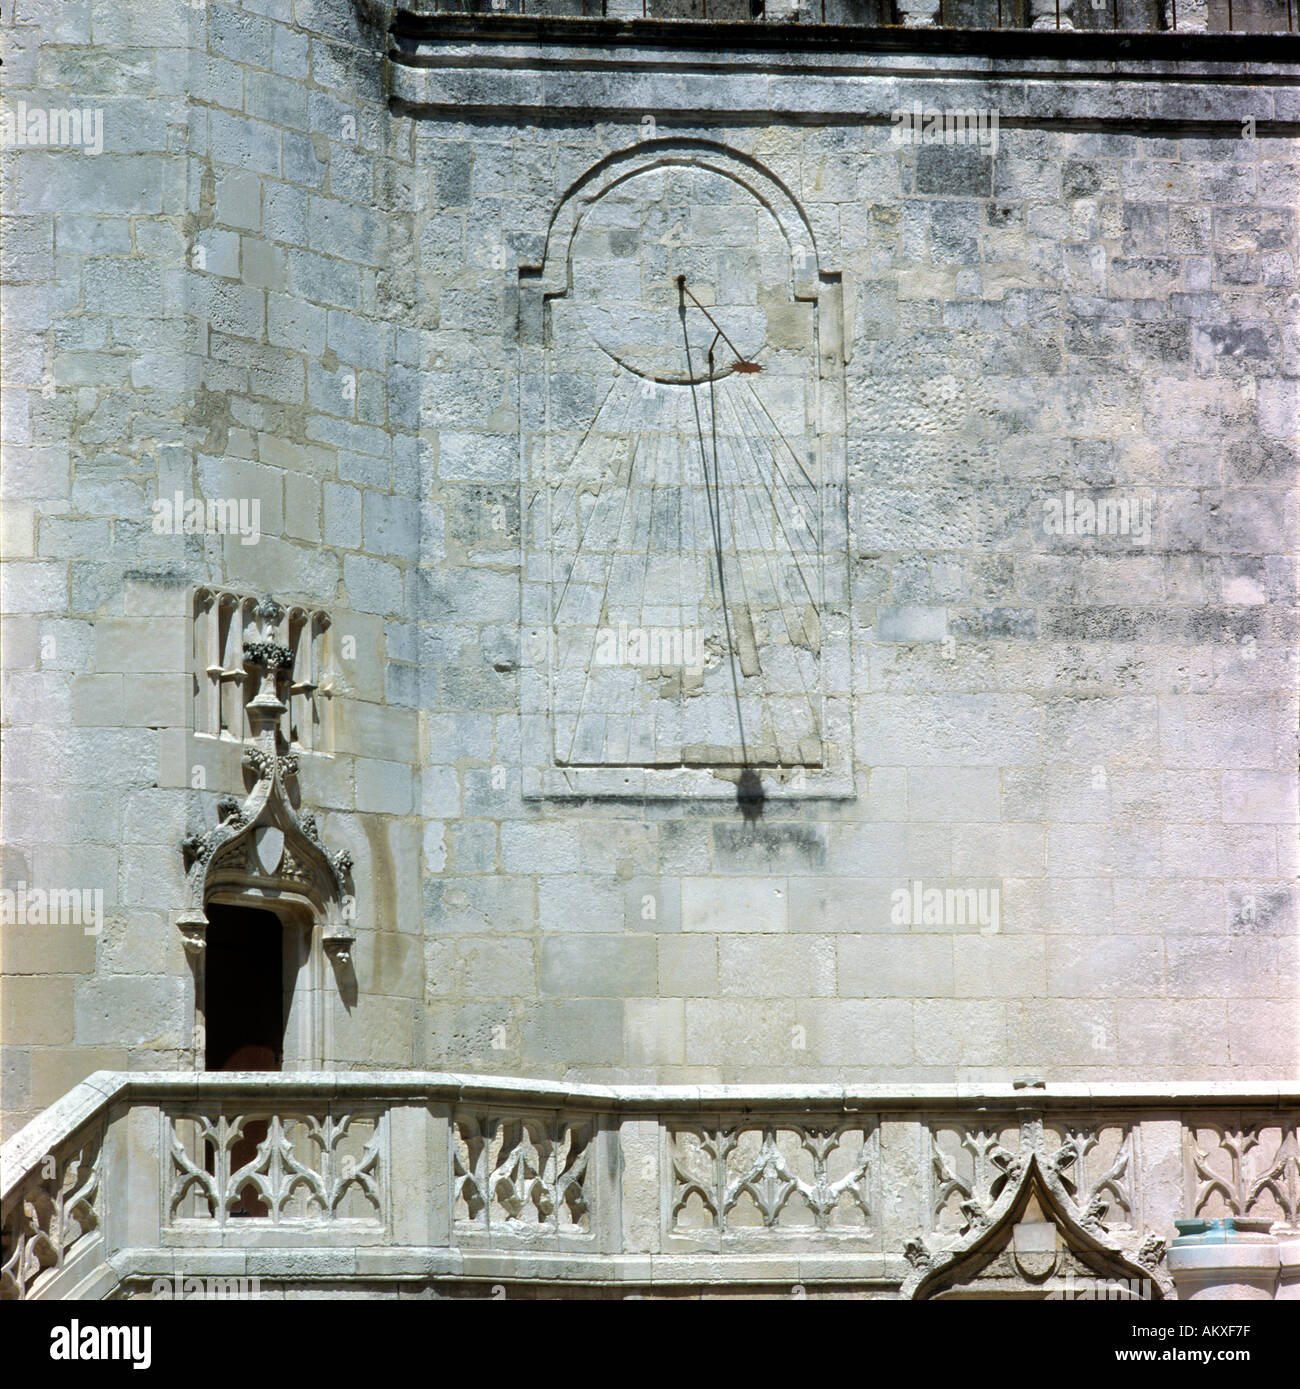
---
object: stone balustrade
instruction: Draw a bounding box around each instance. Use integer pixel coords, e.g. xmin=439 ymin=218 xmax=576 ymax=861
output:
xmin=3 ymin=1074 xmax=1299 ymax=1298
xmin=396 ymin=0 xmax=1297 ymax=32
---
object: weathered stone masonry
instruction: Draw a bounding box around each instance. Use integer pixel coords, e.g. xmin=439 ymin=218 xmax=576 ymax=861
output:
xmin=1 ymin=0 xmax=1298 ymax=1298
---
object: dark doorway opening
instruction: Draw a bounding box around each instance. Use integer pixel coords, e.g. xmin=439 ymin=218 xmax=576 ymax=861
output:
xmin=203 ymin=903 xmax=286 ymax=1218
xmin=204 ymin=903 xmax=286 ymax=1071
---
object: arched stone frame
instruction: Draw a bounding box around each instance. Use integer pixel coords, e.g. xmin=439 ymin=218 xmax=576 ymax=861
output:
xmin=179 ymin=596 xmax=357 ymax=1071
xmin=901 ymin=1150 xmax=1175 ymax=1301
xmin=516 ymin=138 xmax=853 ymax=801
xmin=532 ymin=141 xmax=823 ymax=306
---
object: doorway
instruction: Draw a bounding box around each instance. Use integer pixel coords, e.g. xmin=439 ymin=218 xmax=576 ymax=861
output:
xmin=203 ymin=903 xmax=285 ymax=1217
xmin=203 ymin=903 xmax=286 ymax=1071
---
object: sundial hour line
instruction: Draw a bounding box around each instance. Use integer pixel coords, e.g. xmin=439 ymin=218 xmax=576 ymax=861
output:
xmin=716 ymin=388 xmax=820 ymax=718
xmin=551 ymin=371 xmax=646 ymax=623
xmin=727 ymin=383 xmax=822 ymax=613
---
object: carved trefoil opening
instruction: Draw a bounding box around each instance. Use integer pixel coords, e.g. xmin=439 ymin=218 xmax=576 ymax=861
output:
xmin=167 ymin=1108 xmax=385 ymax=1230
xmin=193 ymin=587 xmax=334 ymax=754
xmin=180 ymin=597 xmax=358 ymax=1067
xmin=518 ymin=140 xmax=851 ymax=800
xmin=452 ymin=1112 xmax=593 ymax=1240
xmin=668 ymin=1119 xmax=879 ymax=1243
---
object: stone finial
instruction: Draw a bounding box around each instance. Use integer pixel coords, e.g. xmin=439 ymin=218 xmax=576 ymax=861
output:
xmin=243 ymin=596 xmax=293 ymax=677
xmin=1167 ymin=0 xmax=1209 ymax=30
xmin=903 ymin=1237 xmax=934 ymax=1271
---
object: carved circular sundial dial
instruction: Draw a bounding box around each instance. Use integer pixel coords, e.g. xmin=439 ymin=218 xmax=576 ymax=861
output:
xmin=568 ymin=164 xmax=783 ymax=384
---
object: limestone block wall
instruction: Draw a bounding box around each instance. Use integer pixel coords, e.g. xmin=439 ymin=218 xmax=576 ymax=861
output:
xmin=401 ymin=27 xmax=1300 ymax=1086
xmin=1 ymin=0 xmax=427 ymax=1138
xmin=1 ymin=1 xmax=1297 ymax=1134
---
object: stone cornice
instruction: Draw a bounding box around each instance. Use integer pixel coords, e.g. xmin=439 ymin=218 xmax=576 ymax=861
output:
xmin=391 ymin=12 xmax=1300 ymax=67
xmin=389 ymin=23 xmax=1300 ymax=122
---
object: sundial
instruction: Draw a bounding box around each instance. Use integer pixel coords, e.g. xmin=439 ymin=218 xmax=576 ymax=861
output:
xmin=519 ymin=145 xmax=850 ymax=795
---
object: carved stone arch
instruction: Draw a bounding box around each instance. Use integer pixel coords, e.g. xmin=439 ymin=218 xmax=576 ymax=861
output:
xmin=180 ymin=755 xmax=355 ymax=957
xmin=902 ymin=1152 xmax=1173 ymax=1301
xmin=533 ymin=138 xmax=827 ymax=299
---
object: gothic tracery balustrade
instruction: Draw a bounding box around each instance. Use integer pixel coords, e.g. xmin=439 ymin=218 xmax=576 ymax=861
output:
xmin=3 ymin=1075 xmax=1298 ymax=1298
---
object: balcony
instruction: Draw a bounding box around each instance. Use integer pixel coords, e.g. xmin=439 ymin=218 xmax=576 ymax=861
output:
xmin=4 ymin=1073 xmax=1299 ymax=1298
xmin=395 ymin=0 xmax=1298 ymax=33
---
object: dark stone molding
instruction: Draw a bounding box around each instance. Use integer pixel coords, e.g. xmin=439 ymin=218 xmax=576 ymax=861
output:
xmin=390 ymin=10 xmax=1300 ymax=66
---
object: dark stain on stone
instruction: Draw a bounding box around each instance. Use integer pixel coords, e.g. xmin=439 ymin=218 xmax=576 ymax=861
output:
xmin=1202 ymin=324 xmax=1270 ymax=358
xmin=736 ymin=767 xmax=765 ymax=822
xmin=362 ymin=817 xmax=395 ymax=939
xmin=1229 ymin=888 xmax=1291 ymax=935
xmin=713 ymin=820 xmax=827 ymax=868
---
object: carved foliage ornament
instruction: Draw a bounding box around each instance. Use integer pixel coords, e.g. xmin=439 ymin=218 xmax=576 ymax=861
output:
xmin=0 ymin=1131 xmax=101 ymax=1300
xmin=179 ymin=596 xmax=356 ymax=961
xmin=453 ymin=1113 xmax=591 ymax=1236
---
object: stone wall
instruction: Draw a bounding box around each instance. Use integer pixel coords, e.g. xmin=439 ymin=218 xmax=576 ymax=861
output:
xmin=1 ymin=0 xmax=424 ymax=1135
xmin=1 ymin=1 xmax=1297 ymax=1136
